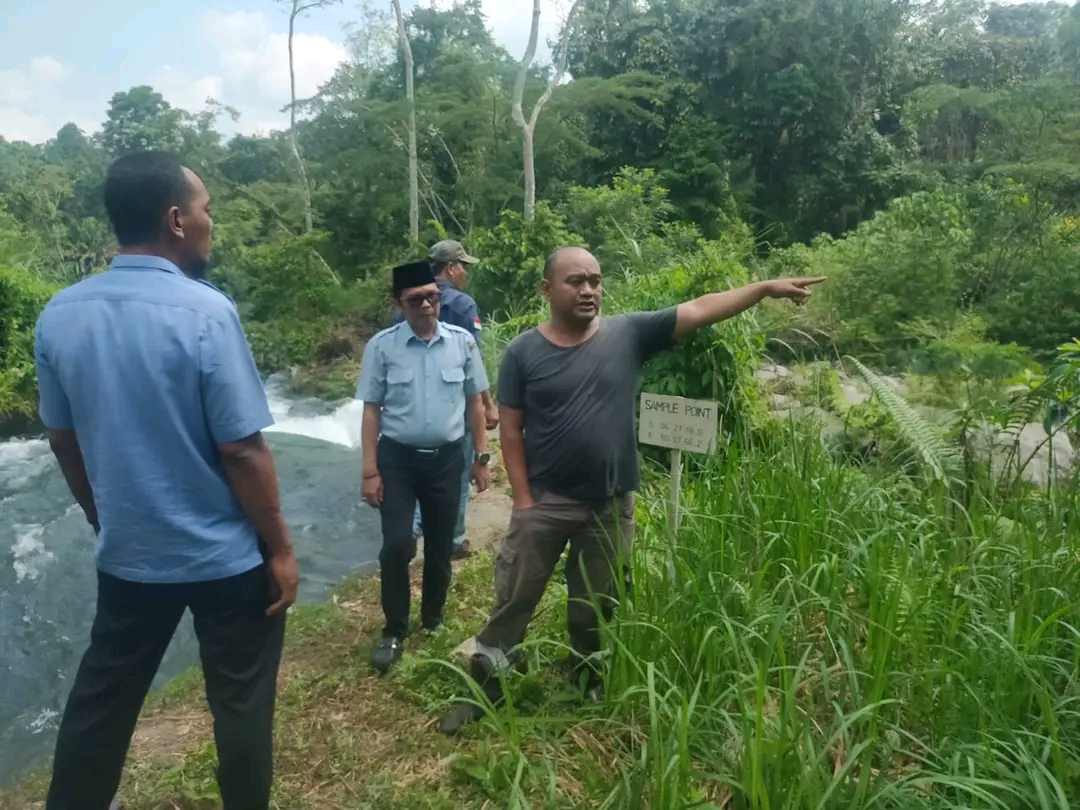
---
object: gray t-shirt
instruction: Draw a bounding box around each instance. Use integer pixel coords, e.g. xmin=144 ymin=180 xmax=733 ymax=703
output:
xmin=497 ymin=308 xmax=678 ymax=501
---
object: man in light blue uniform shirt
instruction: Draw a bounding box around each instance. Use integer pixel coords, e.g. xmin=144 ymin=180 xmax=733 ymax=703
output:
xmin=358 ymin=261 xmax=492 ymax=673
xmin=397 ymin=240 xmax=499 ymax=559
xmin=35 ymin=151 xmax=299 ymax=810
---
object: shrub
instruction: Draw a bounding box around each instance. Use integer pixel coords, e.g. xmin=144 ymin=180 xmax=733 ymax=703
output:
xmin=466 ymin=203 xmax=584 ymax=319
xmin=0 ymin=266 xmax=56 ymax=417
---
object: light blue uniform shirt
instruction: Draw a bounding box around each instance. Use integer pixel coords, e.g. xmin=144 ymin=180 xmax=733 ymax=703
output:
xmin=34 ymin=255 xmax=273 ymax=584
xmin=356 ymin=320 xmax=489 ymax=448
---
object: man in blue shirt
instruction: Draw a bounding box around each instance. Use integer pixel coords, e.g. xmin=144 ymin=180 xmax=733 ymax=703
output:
xmin=358 ymin=261 xmax=492 ymax=673
xmin=35 ymin=151 xmax=299 ymax=810
xmin=396 ymin=240 xmax=499 ymax=559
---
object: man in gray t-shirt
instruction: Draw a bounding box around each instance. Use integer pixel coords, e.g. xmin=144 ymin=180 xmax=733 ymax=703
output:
xmin=498 ymin=307 xmax=677 ymax=502
xmin=440 ymin=246 xmax=823 ymax=734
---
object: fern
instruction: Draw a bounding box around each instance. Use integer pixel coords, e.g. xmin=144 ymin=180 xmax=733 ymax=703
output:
xmin=844 ymin=356 xmax=962 ymax=482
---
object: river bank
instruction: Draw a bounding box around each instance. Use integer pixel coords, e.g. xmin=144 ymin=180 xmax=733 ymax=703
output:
xmin=0 ymin=484 xmax=517 ymax=810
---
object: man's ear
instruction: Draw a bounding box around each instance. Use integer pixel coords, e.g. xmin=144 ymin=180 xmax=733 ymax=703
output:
xmin=166 ymin=206 xmax=184 ymax=239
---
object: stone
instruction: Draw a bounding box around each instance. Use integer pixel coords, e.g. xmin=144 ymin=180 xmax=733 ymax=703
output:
xmin=967 ymin=422 xmax=1076 ymax=486
xmin=840 ymin=382 xmax=869 ymax=408
xmin=755 ymin=363 xmax=792 ymax=383
xmin=770 ymin=393 xmax=794 ymax=411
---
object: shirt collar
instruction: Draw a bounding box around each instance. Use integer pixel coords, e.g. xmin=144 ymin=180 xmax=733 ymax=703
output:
xmin=436 ymin=278 xmax=453 ymax=292
xmin=109 ymin=254 xmax=186 ymax=276
xmin=399 ymin=319 xmax=448 ymax=347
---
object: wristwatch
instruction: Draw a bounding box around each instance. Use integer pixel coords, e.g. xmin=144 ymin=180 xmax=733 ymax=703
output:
xmin=474 ymin=452 xmax=491 ymax=467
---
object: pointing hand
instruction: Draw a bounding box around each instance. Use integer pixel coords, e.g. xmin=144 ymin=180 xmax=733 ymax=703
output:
xmin=764 ymin=277 xmax=827 ymax=306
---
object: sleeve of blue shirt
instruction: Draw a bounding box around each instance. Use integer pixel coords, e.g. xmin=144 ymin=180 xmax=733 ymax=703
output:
xmin=356 ymin=338 xmax=387 ymax=403
xmin=463 ymin=336 xmax=489 ymax=397
xmin=199 ymin=310 xmax=275 ymax=444
xmin=34 ymin=318 xmax=75 ymax=430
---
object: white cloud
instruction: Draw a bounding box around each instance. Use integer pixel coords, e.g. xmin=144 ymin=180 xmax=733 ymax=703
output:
xmin=200 ymin=9 xmax=348 ymax=135
xmin=477 ymin=0 xmax=564 ymax=62
xmin=28 ymin=56 xmax=69 ymax=83
xmin=0 ymin=55 xmax=72 ymax=143
xmin=152 ymin=67 xmax=224 ymax=117
xmin=0 ymin=1 xmax=573 ymax=145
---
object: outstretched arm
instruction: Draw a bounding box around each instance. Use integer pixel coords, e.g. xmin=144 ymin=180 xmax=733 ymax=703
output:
xmin=673 ymin=277 xmax=826 ymax=339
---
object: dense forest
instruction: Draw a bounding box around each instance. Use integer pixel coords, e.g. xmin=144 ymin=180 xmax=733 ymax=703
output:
xmin=2 ymin=0 xmax=1080 ymax=424
xmin=5 ymin=2 xmax=1080 ymax=806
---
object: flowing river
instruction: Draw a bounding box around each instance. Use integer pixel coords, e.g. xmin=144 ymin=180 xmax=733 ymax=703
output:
xmin=0 ymin=378 xmax=378 ymax=784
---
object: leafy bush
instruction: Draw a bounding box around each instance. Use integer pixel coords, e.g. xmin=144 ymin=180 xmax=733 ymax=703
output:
xmin=466 ymin=203 xmax=584 ymax=319
xmin=0 ymin=266 xmax=56 ymax=417
xmin=211 ymin=232 xmax=343 ymax=323
xmin=244 ymin=317 xmax=339 ymax=372
xmin=558 ymin=167 xmax=702 ymax=276
xmin=606 ymin=236 xmax=765 ymax=427
xmin=784 ymin=190 xmax=973 ymax=354
xmin=770 ymin=182 xmax=1080 ymax=362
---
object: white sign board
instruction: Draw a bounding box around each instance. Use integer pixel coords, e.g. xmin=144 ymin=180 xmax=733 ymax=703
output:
xmin=638 ymin=393 xmax=718 ymax=455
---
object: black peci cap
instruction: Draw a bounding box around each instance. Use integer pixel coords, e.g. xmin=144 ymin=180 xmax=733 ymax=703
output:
xmin=392 ymin=260 xmax=436 ymax=297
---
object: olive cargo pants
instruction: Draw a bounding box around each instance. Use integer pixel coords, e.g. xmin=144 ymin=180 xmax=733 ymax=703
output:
xmin=475 ymin=491 xmax=635 ymax=666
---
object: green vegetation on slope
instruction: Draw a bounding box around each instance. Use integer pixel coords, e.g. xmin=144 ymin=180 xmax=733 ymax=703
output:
xmin=4 ymin=408 xmax=1078 ymax=808
xmin=2 ymin=0 xmax=1080 ymax=419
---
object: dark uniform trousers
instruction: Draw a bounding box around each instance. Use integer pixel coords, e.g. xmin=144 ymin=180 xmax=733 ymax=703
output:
xmin=377 ymin=435 xmax=466 ymax=637
xmin=476 ymin=491 xmax=635 ymax=665
xmin=46 ymin=564 xmax=286 ymax=810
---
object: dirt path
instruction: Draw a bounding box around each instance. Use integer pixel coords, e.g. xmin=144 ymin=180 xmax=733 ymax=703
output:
xmin=461 ymin=482 xmax=512 ymax=552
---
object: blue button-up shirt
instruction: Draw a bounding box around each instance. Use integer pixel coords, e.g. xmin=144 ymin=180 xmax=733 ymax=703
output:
xmin=34 ymin=255 xmax=273 ymax=584
xmin=356 ymin=320 xmax=489 ymax=447
xmin=393 ymin=279 xmax=481 ymax=337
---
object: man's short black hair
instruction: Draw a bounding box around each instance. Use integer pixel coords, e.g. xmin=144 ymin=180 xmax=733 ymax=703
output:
xmin=104 ymin=151 xmax=192 ymax=247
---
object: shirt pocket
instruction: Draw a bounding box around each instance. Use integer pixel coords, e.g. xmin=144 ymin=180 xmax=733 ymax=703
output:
xmin=440 ymin=366 xmax=466 ymax=403
xmin=385 ymin=367 xmax=415 ymax=409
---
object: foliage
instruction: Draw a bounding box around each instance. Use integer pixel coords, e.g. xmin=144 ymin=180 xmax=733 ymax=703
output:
xmin=847 ymin=356 xmax=962 ymax=482
xmin=466 ymin=202 xmax=583 ymax=319
xmin=211 ymin=232 xmax=341 ymax=323
xmin=2 ymin=0 xmax=1080 ymax=418
xmin=607 ymin=237 xmax=764 ymax=423
xmin=0 ymin=266 xmax=56 ymax=417
xmin=775 ymin=183 xmax=1080 ymax=362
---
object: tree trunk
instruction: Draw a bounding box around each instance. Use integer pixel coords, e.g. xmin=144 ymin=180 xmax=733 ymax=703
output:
xmin=288 ymin=2 xmax=314 ymax=234
xmin=392 ymin=0 xmax=419 ymax=243
xmin=512 ymin=0 xmax=542 ymax=222
xmin=511 ymin=0 xmax=582 ymax=222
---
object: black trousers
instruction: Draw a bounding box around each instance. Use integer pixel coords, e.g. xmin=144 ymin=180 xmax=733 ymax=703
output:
xmin=46 ymin=564 xmax=286 ymax=810
xmin=377 ymin=436 xmax=465 ymax=638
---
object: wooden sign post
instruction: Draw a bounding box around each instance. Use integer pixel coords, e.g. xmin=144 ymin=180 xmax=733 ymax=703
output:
xmin=638 ymin=393 xmax=719 ymax=575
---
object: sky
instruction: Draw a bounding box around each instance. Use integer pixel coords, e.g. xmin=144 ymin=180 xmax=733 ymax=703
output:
xmin=0 ymin=0 xmax=566 ymax=145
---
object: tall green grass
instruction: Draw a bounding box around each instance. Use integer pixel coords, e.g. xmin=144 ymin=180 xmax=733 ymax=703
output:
xmin=599 ymin=423 xmax=1080 ymax=808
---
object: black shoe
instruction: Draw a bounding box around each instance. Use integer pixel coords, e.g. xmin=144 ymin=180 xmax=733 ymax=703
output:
xmin=421 ymin=618 xmax=444 ymax=632
xmin=570 ymin=655 xmax=604 ymax=699
xmin=451 ymin=539 xmax=473 ymax=561
xmin=371 ymin=636 xmax=404 ymax=674
xmin=439 ymin=653 xmax=505 ymax=736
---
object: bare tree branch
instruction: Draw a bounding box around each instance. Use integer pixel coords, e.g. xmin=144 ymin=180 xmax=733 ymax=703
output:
xmin=279 ymin=0 xmax=342 ymax=233
xmin=511 ymin=0 xmax=583 ymax=221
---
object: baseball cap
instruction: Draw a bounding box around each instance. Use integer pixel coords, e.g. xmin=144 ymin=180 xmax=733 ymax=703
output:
xmin=428 ymin=239 xmax=479 ymax=264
